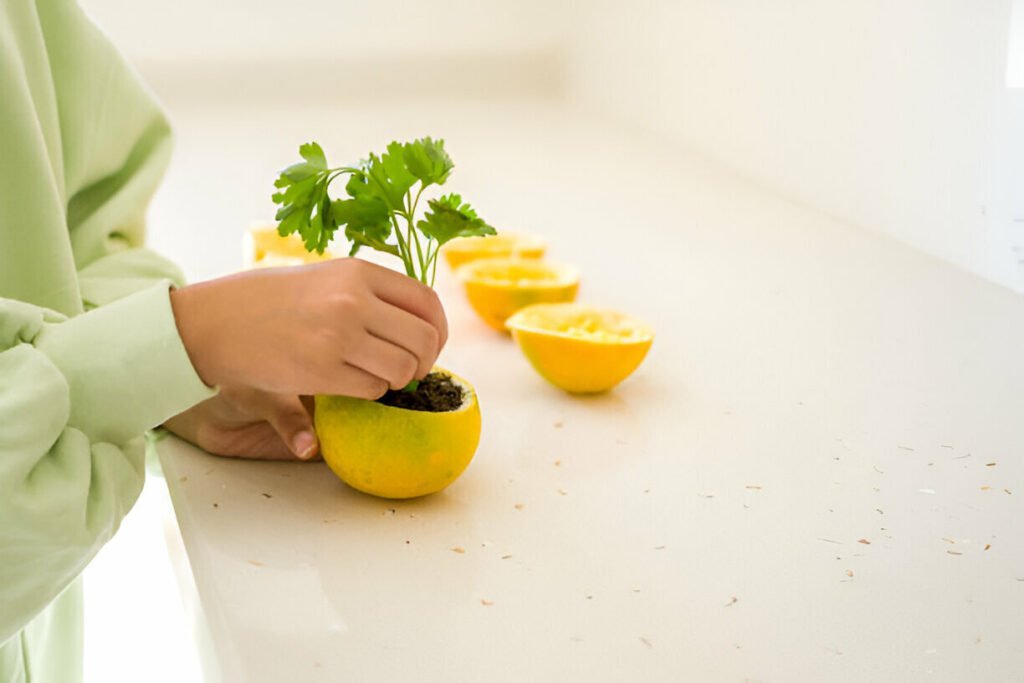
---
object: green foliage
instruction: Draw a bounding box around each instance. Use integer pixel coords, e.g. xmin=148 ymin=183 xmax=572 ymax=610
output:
xmin=418 ymin=194 xmax=494 ymax=247
xmin=271 ymin=137 xmax=495 ymax=285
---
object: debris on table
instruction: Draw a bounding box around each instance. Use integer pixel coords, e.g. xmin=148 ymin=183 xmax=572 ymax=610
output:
xmin=514 ymin=503 xmax=525 ymax=511
xmin=724 ymin=596 xmax=738 ymax=607
xmin=247 ymin=560 xmax=264 ymax=567
xmin=261 ymin=492 xmax=272 ymax=499
xmin=845 ymin=569 xmax=854 ymax=578
xmin=639 ymin=636 xmax=653 ymax=648
xmin=451 ymin=546 xmax=466 ymax=554
xmin=557 ymin=489 xmax=568 ymax=496
xmin=986 ymin=462 xmax=997 ymax=467
xmin=553 ymin=420 xmax=564 ymax=429
xmin=947 ymin=550 xmax=963 ymax=556
xmin=480 ymin=599 xmax=494 ymax=606
xmin=984 ymin=544 xmax=992 ymax=551
xmin=898 ymin=445 xmax=915 ymax=451
xmin=857 ymin=538 xmax=871 ymax=545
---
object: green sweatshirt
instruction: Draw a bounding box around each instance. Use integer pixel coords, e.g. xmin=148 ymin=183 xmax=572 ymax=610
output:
xmin=0 ymin=1 xmax=216 ymax=680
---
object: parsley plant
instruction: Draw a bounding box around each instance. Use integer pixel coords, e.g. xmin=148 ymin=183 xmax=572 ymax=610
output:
xmin=271 ymin=138 xmax=495 ymax=287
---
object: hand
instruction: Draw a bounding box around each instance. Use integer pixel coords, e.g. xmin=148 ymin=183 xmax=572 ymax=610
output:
xmin=169 ymin=258 xmax=448 ymax=398
xmin=163 ymin=386 xmax=319 ymax=460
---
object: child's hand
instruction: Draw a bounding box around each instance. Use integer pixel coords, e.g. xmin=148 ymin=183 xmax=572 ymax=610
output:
xmin=163 ymin=386 xmax=319 ymax=460
xmin=170 ymin=259 xmax=447 ymax=398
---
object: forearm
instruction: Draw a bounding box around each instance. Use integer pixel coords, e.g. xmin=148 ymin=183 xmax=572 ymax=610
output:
xmin=0 ymin=289 xmax=215 ymax=641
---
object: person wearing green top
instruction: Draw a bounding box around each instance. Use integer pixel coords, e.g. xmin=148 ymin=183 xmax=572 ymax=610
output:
xmin=1 ymin=2 xmax=449 ymax=680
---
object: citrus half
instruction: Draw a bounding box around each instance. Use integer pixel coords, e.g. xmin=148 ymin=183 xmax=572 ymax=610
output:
xmin=442 ymin=233 xmax=546 ymax=270
xmin=506 ymin=303 xmax=654 ymax=393
xmin=456 ymin=258 xmax=579 ymax=332
xmin=314 ymin=369 xmax=482 ymax=499
xmin=244 ymin=224 xmax=335 ymax=269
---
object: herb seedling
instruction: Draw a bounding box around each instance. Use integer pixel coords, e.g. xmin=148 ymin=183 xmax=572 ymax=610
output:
xmin=271 ymin=138 xmax=495 ymax=287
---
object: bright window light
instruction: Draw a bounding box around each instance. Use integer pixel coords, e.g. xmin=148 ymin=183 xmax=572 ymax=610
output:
xmin=1010 ymin=0 xmax=1024 ymax=87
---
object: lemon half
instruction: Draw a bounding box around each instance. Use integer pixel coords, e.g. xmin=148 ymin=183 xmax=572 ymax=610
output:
xmin=244 ymin=224 xmax=335 ymax=269
xmin=315 ymin=369 xmax=482 ymax=499
xmin=443 ymin=233 xmax=546 ymax=270
xmin=506 ymin=303 xmax=654 ymax=393
xmin=456 ymin=258 xmax=579 ymax=332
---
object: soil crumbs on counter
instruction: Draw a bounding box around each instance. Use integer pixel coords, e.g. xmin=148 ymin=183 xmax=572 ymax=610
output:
xmin=377 ymin=372 xmax=464 ymax=412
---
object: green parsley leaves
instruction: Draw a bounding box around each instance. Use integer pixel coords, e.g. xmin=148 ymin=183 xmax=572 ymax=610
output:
xmin=271 ymin=137 xmax=494 ymax=285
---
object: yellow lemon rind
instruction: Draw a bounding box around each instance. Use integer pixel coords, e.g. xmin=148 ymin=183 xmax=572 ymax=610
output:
xmin=314 ymin=369 xmax=481 ymax=499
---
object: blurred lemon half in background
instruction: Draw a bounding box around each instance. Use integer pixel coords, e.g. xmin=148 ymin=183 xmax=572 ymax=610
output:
xmin=506 ymin=303 xmax=653 ymax=393
xmin=443 ymin=233 xmax=546 ymax=270
xmin=456 ymin=258 xmax=579 ymax=332
xmin=244 ymin=224 xmax=335 ymax=269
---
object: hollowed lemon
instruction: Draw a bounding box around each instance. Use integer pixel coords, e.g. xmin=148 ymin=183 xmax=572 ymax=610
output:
xmin=314 ymin=369 xmax=482 ymax=499
xmin=506 ymin=304 xmax=654 ymax=393
xmin=244 ymin=224 xmax=335 ymax=269
xmin=442 ymin=233 xmax=546 ymax=270
xmin=456 ymin=258 xmax=579 ymax=332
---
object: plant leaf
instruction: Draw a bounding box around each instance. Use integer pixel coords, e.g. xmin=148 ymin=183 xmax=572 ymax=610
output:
xmin=331 ymin=196 xmax=397 ymax=257
xmin=402 ymin=137 xmax=453 ymax=188
xmin=417 ymin=193 xmax=496 ymax=247
xmin=356 ymin=143 xmax=416 ymax=212
xmin=299 ymin=141 xmax=327 ymax=170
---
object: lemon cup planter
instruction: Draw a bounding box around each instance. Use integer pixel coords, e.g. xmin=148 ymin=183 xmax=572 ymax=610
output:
xmin=506 ymin=303 xmax=654 ymax=393
xmin=270 ymin=138 xmax=496 ymax=499
xmin=315 ymin=369 xmax=481 ymax=499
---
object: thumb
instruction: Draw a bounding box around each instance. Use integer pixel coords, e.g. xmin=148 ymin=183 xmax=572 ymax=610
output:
xmin=262 ymin=394 xmax=319 ymax=460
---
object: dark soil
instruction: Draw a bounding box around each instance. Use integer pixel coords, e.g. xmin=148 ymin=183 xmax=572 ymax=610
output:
xmin=376 ymin=372 xmax=465 ymax=412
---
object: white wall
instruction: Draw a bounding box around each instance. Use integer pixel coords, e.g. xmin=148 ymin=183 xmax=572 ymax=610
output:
xmin=81 ymin=0 xmax=1024 ymax=292
xmin=567 ymin=0 xmax=1024 ymax=293
xmin=80 ymin=0 xmax=572 ymax=102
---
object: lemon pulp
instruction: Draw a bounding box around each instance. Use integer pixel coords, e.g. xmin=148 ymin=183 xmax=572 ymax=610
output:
xmin=456 ymin=258 xmax=579 ymax=332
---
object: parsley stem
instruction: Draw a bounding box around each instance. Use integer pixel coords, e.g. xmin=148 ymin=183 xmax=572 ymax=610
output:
xmin=407 ymin=185 xmax=428 ymax=280
xmin=390 ymin=214 xmax=415 ymax=277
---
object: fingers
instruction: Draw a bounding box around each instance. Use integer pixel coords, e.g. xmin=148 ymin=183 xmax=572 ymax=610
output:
xmin=365 ymin=299 xmax=441 ymax=379
xmin=363 ymin=262 xmax=449 ymax=350
xmin=348 ymin=334 xmax=420 ymax=390
xmin=322 ymin=362 xmax=390 ymax=400
xmin=260 ymin=393 xmax=319 ymax=460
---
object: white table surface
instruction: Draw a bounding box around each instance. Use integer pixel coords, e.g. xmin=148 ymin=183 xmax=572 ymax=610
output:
xmin=154 ymin=100 xmax=1024 ymax=682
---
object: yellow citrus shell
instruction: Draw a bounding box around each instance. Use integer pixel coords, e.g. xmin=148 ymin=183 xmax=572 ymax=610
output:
xmin=244 ymin=224 xmax=335 ymax=269
xmin=456 ymin=258 xmax=579 ymax=332
xmin=506 ymin=303 xmax=654 ymax=393
xmin=443 ymin=233 xmax=546 ymax=270
xmin=314 ymin=369 xmax=482 ymax=499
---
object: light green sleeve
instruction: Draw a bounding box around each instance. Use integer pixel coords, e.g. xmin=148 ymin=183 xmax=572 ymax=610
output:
xmin=0 ymin=0 xmax=216 ymax=660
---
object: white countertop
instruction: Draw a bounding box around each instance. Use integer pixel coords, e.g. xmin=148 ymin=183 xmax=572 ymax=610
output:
xmin=155 ymin=101 xmax=1024 ymax=682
